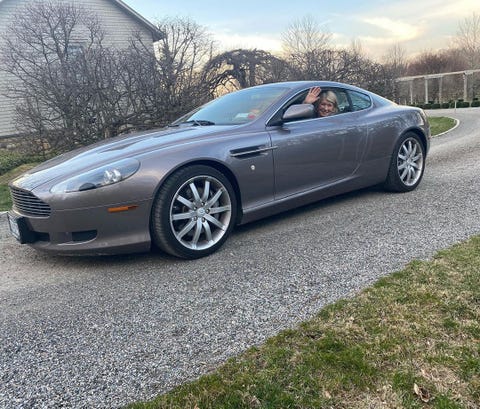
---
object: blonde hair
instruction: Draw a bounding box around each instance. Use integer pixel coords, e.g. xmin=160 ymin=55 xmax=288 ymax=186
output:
xmin=318 ymin=91 xmax=339 ymax=113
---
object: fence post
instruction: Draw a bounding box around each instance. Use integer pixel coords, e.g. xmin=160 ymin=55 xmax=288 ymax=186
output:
xmin=424 ymin=77 xmax=429 ymax=104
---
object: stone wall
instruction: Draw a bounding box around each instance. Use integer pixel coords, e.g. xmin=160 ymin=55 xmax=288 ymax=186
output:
xmin=0 ymin=134 xmax=23 ymax=151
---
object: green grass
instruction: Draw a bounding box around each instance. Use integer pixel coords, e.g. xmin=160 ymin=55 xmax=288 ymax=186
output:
xmin=429 ymin=116 xmax=457 ymax=136
xmin=127 ymin=236 xmax=480 ymax=409
xmin=0 ymin=185 xmax=11 ymax=209
xmin=0 ymin=163 xmax=39 ymax=211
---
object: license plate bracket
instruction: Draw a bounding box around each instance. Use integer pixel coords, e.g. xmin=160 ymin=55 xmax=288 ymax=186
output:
xmin=7 ymin=213 xmax=36 ymax=244
xmin=7 ymin=212 xmax=20 ymax=240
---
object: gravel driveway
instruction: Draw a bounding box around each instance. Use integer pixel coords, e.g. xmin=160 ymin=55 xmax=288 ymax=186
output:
xmin=1 ymin=108 xmax=479 ymax=408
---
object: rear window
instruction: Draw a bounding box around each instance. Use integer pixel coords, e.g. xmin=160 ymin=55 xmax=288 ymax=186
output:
xmin=349 ymin=90 xmax=371 ymax=111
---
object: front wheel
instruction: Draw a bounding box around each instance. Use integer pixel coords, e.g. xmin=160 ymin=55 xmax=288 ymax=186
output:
xmin=384 ymin=132 xmax=426 ymax=192
xmin=151 ymin=165 xmax=237 ymax=259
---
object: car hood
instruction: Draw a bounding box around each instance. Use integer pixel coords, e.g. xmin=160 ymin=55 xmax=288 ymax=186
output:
xmin=11 ymin=125 xmax=240 ymax=191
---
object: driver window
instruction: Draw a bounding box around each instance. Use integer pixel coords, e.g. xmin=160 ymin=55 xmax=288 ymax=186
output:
xmin=303 ymin=88 xmax=347 ymax=118
xmin=272 ymin=87 xmax=355 ymax=125
xmin=274 ymin=90 xmax=312 ymax=123
xmin=283 ymin=88 xmax=342 ymax=120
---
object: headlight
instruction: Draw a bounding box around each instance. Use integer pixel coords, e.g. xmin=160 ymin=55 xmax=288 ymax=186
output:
xmin=51 ymin=158 xmax=140 ymax=194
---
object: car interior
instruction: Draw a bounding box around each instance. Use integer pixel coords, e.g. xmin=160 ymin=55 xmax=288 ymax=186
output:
xmin=282 ymin=87 xmax=371 ymax=119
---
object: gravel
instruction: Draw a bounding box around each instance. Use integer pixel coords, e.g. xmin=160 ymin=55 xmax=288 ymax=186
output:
xmin=1 ymin=108 xmax=479 ymax=408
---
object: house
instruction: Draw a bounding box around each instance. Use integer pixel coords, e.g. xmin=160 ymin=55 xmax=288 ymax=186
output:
xmin=0 ymin=0 xmax=162 ymax=140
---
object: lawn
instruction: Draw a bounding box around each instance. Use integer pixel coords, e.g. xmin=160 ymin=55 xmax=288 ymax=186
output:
xmin=0 ymin=163 xmax=40 ymax=211
xmin=429 ymin=116 xmax=457 ymax=136
xmin=0 ymin=184 xmax=11 ymax=210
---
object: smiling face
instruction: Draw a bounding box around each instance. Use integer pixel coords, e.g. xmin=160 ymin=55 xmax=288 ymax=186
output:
xmin=317 ymin=98 xmax=336 ymax=117
xmin=316 ymin=91 xmax=338 ymax=117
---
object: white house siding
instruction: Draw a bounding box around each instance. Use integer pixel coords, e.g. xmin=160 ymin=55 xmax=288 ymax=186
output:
xmin=69 ymin=0 xmax=155 ymax=48
xmin=0 ymin=0 xmax=157 ymax=138
xmin=0 ymin=0 xmax=22 ymax=138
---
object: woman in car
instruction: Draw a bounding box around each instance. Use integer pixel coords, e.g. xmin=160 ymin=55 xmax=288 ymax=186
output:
xmin=303 ymin=86 xmax=339 ymax=117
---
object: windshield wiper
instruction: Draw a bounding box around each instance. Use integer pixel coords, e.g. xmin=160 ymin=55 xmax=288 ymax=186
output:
xmin=182 ymin=119 xmax=215 ymax=126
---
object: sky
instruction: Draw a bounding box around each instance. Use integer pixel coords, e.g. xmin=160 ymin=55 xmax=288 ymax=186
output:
xmin=122 ymin=0 xmax=480 ymax=61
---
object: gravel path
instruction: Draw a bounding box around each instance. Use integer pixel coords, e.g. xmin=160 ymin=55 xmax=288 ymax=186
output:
xmin=1 ymin=108 xmax=479 ymax=408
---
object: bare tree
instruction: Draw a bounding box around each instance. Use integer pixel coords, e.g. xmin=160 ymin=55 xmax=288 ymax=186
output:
xmin=381 ymin=44 xmax=408 ymax=100
xmin=152 ymin=17 xmax=216 ymax=120
xmin=0 ymin=5 xmax=218 ymax=154
xmin=202 ymin=49 xmax=290 ymax=93
xmin=383 ymin=44 xmax=408 ymax=77
xmin=407 ymin=50 xmax=463 ymax=75
xmin=281 ymin=15 xmax=332 ymax=80
xmin=455 ymin=12 xmax=480 ymax=69
xmin=102 ymin=17 xmax=217 ymax=129
xmin=282 ymin=15 xmax=331 ymax=56
xmin=0 ymin=2 xmax=100 ymax=153
xmin=401 ymin=50 xmax=469 ymax=104
xmin=0 ymin=1 xmax=137 ymax=154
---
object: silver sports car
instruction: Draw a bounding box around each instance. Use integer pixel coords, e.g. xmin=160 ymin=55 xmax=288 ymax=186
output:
xmin=7 ymin=81 xmax=430 ymax=259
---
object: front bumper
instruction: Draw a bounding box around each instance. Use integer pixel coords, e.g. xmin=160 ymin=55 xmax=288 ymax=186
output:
xmin=7 ymin=199 xmax=153 ymax=255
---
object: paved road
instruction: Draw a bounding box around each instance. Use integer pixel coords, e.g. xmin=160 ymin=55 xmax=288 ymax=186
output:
xmin=1 ymin=109 xmax=479 ymax=408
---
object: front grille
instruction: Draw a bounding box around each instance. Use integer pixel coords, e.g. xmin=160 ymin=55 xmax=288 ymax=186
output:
xmin=9 ymin=186 xmax=51 ymax=217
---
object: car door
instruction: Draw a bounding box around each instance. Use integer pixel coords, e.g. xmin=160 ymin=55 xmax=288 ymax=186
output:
xmin=268 ymin=89 xmax=369 ymax=200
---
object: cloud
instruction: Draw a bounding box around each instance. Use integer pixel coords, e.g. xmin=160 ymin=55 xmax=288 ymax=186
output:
xmin=367 ymin=0 xmax=478 ymax=21
xmin=353 ymin=0 xmax=478 ymax=58
xmin=213 ymin=32 xmax=283 ymax=53
xmin=362 ymin=17 xmax=421 ymax=42
xmin=400 ymin=0 xmax=479 ymax=20
xmin=206 ymin=0 xmax=480 ymax=59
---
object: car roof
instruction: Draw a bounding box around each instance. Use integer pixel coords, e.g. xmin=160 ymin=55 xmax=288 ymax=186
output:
xmin=251 ymin=81 xmax=372 ymax=94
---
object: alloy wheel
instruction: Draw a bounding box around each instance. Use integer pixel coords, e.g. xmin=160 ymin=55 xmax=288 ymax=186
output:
xmin=169 ymin=175 xmax=232 ymax=250
xmin=397 ymin=137 xmax=424 ymax=187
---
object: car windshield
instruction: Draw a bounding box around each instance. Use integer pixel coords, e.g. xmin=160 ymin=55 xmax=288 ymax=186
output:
xmin=171 ymin=86 xmax=289 ymax=126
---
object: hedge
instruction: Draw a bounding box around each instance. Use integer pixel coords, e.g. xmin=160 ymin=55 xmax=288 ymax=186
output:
xmin=0 ymin=151 xmax=39 ymax=175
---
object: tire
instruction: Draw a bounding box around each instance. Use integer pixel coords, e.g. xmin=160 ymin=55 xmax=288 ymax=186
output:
xmin=151 ymin=165 xmax=237 ymax=259
xmin=384 ymin=132 xmax=426 ymax=192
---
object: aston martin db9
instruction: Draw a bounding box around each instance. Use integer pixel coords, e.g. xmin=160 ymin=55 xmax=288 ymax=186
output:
xmin=8 ymin=81 xmax=430 ymax=259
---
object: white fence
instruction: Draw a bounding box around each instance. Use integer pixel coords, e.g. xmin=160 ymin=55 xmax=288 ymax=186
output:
xmin=395 ymin=69 xmax=480 ymax=105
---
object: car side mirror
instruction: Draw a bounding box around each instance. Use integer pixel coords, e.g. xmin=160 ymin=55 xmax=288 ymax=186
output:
xmin=267 ymin=103 xmax=315 ymax=127
xmin=282 ymin=104 xmax=315 ymax=122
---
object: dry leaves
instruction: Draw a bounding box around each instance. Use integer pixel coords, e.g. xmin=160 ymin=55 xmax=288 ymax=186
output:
xmin=413 ymin=383 xmax=432 ymax=403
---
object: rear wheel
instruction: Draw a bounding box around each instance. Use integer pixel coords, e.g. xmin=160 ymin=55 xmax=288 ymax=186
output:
xmin=384 ymin=132 xmax=425 ymax=192
xmin=151 ymin=165 xmax=237 ymax=259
